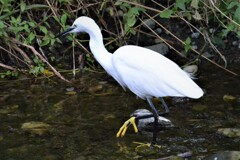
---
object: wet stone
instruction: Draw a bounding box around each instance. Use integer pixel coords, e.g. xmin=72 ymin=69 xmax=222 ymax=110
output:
xmin=192 ymin=104 xmax=208 ymax=112
xmin=65 ymin=91 xmax=77 ymax=95
xmin=134 ymin=144 xmax=162 ymax=157
xmin=21 ymin=121 xmax=51 ymax=136
xmin=66 ymin=87 xmax=75 ymax=92
xmin=203 ymin=151 xmax=240 ymax=160
xmin=87 ymin=84 xmax=103 ymax=94
xmin=191 ymin=32 xmax=200 ymax=38
xmin=217 ymin=128 xmax=240 ymax=138
xmin=0 ymin=104 xmax=19 ymax=114
xmin=223 ymin=94 xmax=237 ymax=103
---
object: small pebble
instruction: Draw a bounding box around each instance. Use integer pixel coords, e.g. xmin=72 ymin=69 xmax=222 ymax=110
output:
xmin=117 ymin=10 xmax=123 ymax=17
xmin=232 ymin=41 xmax=238 ymax=46
xmin=154 ymin=28 xmax=162 ymax=34
xmin=209 ymin=28 xmax=215 ymax=33
xmin=202 ymin=52 xmax=214 ymax=58
xmin=191 ymin=45 xmax=198 ymax=50
xmin=191 ymin=32 xmax=200 ymax=38
xmin=142 ymin=19 xmax=156 ymax=29
xmin=145 ymin=43 xmax=169 ymax=55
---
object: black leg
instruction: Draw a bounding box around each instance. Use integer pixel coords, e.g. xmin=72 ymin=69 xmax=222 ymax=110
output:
xmin=159 ymin=97 xmax=170 ymax=113
xmin=146 ymin=98 xmax=159 ymax=144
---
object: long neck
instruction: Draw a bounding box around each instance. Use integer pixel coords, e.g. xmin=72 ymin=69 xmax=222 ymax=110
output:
xmin=86 ymin=25 xmax=113 ymax=75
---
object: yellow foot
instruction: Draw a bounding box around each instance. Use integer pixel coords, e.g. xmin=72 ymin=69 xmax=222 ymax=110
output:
xmin=116 ymin=117 xmax=138 ymax=138
xmin=133 ymin=142 xmax=162 ymax=150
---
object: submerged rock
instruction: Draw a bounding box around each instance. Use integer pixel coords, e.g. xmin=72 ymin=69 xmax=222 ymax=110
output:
xmin=192 ymin=104 xmax=208 ymax=112
xmin=217 ymin=128 xmax=240 ymax=138
xmin=131 ymin=109 xmax=174 ymax=131
xmin=21 ymin=121 xmax=51 ymax=136
xmin=223 ymin=95 xmax=237 ymax=103
xmin=0 ymin=105 xmax=19 ymax=114
xmin=203 ymin=151 xmax=240 ymax=160
xmin=87 ymin=84 xmax=103 ymax=94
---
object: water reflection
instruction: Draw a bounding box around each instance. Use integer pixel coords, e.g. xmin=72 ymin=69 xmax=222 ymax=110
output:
xmin=0 ymin=66 xmax=239 ymax=159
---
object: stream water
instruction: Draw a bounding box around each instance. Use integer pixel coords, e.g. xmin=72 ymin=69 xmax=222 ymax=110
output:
xmin=0 ymin=63 xmax=239 ymax=160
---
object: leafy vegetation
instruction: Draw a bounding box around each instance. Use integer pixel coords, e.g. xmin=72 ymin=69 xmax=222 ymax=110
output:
xmin=0 ymin=0 xmax=239 ymax=80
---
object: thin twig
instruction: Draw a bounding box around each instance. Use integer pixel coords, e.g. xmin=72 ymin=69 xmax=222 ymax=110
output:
xmin=11 ymin=38 xmax=70 ymax=82
xmin=139 ymin=17 xmax=185 ymax=57
xmin=120 ymin=0 xmax=237 ymax=76
xmin=209 ymin=0 xmax=240 ymax=28
xmin=0 ymin=63 xmax=17 ymax=71
xmin=0 ymin=45 xmax=29 ymax=66
xmin=12 ymin=44 xmax=32 ymax=64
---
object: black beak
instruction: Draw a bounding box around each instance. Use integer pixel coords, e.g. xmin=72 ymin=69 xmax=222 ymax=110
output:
xmin=55 ymin=27 xmax=74 ymax=38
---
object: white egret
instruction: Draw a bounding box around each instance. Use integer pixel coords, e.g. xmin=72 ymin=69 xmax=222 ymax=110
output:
xmin=57 ymin=16 xmax=203 ymax=145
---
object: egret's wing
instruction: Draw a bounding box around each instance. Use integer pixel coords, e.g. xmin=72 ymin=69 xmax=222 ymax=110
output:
xmin=112 ymin=45 xmax=203 ymax=99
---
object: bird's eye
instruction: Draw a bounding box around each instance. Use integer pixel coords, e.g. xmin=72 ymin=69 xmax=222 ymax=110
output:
xmin=73 ymin=24 xmax=77 ymax=28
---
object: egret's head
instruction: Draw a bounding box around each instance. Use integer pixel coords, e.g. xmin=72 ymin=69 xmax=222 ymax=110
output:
xmin=56 ymin=16 xmax=95 ymax=37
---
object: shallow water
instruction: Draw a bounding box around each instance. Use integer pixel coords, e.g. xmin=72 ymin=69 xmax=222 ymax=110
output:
xmin=0 ymin=63 xmax=239 ymax=160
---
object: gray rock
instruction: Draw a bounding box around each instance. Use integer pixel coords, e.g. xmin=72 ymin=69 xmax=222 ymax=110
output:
xmin=191 ymin=45 xmax=198 ymax=50
xmin=154 ymin=38 xmax=163 ymax=44
xmin=145 ymin=43 xmax=169 ymax=55
xmin=202 ymin=51 xmax=214 ymax=58
xmin=191 ymin=32 xmax=200 ymax=38
xmin=154 ymin=28 xmax=162 ymax=34
xmin=217 ymin=128 xmax=240 ymax=138
xmin=209 ymin=28 xmax=215 ymax=33
xmin=21 ymin=121 xmax=51 ymax=135
xmin=203 ymin=151 xmax=240 ymax=160
xmin=131 ymin=109 xmax=174 ymax=131
xmin=142 ymin=19 xmax=156 ymax=29
xmin=232 ymin=41 xmax=238 ymax=46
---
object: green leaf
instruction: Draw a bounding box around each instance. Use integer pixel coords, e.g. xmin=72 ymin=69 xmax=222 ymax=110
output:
xmin=212 ymin=36 xmax=225 ymax=48
xmin=227 ymin=2 xmax=238 ymax=10
xmin=28 ymin=32 xmax=35 ymax=43
xmin=184 ymin=37 xmax=191 ymax=52
xmin=160 ymin=9 xmax=173 ymax=18
xmin=115 ymin=1 xmax=122 ymax=5
xmin=127 ymin=16 xmax=136 ymax=27
xmin=0 ymin=21 xmax=5 ymax=29
xmin=190 ymin=0 xmax=199 ymax=9
xmin=41 ymin=39 xmax=50 ymax=46
xmin=61 ymin=14 xmax=67 ymax=25
xmin=40 ymin=66 xmax=44 ymax=73
xmin=39 ymin=26 xmax=48 ymax=34
xmin=20 ymin=0 xmax=26 ymax=12
xmin=176 ymin=0 xmax=186 ymax=11
xmin=234 ymin=5 xmax=240 ymax=23
xmin=28 ymin=21 xmax=36 ymax=27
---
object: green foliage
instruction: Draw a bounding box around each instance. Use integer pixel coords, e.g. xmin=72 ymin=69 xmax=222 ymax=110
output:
xmin=29 ymin=56 xmax=45 ymax=76
xmin=184 ymin=37 xmax=191 ymax=53
xmin=116 ymin=1 xmax=145 ymax=35
xmin=0 ymin=70 xmax=18 ymax=79
xmin=160 ymin=9 xmax=173 ymax=18
xmin=219 ymin=0 xmax=240 ymax=38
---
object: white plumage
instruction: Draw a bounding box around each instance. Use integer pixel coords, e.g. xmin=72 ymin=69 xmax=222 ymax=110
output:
xmin=60 ymin=16 xmax=203 ymax=101
xmin=57 ymin=16 xmax=203 ymax=142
